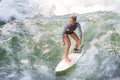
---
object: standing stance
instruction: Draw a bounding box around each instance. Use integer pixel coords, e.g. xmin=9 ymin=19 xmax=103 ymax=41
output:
xmin=62 ymin=16 xmax=82 ymax=62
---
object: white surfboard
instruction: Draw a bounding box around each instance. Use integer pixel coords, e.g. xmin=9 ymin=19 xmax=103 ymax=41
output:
xmin=55 ymin=50 xmax=84 ymax=72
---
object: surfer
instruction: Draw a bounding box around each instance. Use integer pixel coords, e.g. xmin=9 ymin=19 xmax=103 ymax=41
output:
xmin=62 ymin=16 xmax=82 ymax=62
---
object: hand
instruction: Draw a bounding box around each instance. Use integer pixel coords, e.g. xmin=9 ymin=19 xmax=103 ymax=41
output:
xmin=79 ymin=38 xmax=82 ymax=44
xmin=61 ymin=41 xmax=65 ymax=46
xmin=79 ymin=37 xmax=82 ymax=41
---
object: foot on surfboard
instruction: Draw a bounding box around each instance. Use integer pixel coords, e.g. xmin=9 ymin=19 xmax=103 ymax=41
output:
xmin=73 ymin=48 xmax=82 ymax=53
xmin=65 ymin=57 xmax=71 ymax=63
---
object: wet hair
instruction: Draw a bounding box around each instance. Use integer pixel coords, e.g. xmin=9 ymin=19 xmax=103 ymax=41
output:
xmin=71 ymin=16 xmax=77 ymax=21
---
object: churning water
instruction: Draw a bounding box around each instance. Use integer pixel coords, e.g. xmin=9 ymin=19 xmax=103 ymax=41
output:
xmin=0 ymin=0 xmax=120 ymax=80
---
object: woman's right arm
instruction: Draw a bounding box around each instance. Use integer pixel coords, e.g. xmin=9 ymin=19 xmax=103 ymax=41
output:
xmin=62 ymin=25 xmax=68 ymax=46
xmin=62 ymin=25 xmax=67 ymax=41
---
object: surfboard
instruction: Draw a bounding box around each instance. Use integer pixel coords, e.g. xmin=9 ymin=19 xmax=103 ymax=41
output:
xmin=55 ymin=50 xmax=84 ymax=72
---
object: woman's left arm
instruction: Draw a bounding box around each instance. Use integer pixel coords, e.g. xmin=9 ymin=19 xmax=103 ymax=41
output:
xmin=77 ymin=23 xmax=82 ymax=40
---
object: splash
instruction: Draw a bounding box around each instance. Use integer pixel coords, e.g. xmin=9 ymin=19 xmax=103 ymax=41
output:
xmin=0 ymin=0 xmax=120 ymax=21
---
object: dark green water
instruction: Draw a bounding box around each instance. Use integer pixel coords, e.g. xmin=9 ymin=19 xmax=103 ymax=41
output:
xmin=0 ymin=11 xmax=120 ymax=80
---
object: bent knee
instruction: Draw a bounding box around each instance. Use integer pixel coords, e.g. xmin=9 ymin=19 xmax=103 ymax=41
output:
xmin=67 ymin=43 xmax=71 ymax=47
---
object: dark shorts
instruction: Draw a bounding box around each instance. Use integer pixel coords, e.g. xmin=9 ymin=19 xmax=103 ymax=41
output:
xmin=65 ymin=31 xmax=74 ymax=35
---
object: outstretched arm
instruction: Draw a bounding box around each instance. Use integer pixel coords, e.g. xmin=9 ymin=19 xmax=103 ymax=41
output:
xmin=77 ymin=23 xmax=82 ymax=39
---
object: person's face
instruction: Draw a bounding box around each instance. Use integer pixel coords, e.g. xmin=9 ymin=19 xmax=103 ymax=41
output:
xmin=70 ymin=19 xmax=76 ymax=25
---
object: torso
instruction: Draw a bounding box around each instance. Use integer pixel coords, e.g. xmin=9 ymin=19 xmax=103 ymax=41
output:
xmin=65 ymin=22 xmax=79 ymax=33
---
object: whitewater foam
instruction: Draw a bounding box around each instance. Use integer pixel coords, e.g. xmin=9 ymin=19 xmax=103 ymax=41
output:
xmin=0 ymin=0 xmax=120 ymax=21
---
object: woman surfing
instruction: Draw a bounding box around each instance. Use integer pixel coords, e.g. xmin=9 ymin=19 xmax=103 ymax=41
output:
xmin=62 ymin=16 xmax=82 ymax=62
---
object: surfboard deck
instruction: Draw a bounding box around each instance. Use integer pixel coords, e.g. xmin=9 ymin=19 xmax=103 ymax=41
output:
xmin=55 ymin=50 xmax=84 ymax=72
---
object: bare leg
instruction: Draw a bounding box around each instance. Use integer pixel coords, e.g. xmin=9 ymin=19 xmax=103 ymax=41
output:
xmin=70 ymin=32 xmax=81 ymax=50
xmin=64 ymin=34 xmax=71 ymax=62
